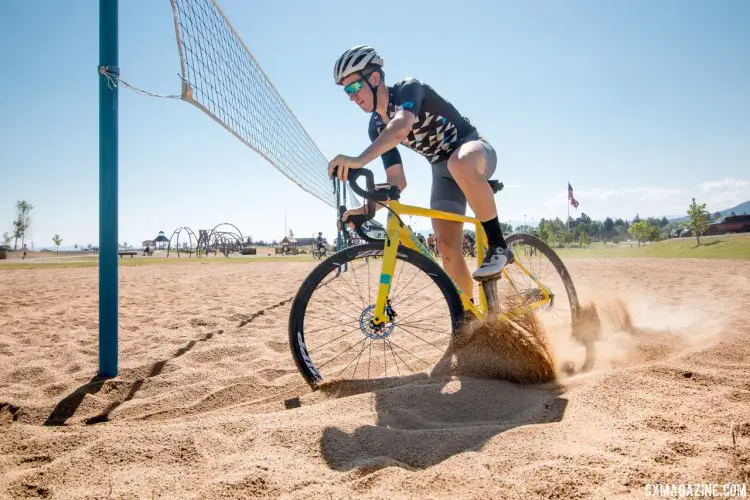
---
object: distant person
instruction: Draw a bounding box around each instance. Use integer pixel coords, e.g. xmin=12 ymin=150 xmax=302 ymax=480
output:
xmin=22 ymin=243 xmax=28 ymax=260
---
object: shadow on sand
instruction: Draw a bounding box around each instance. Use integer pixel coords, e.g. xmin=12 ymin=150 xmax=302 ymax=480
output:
xmin=318 ymin=372 xmax=567 ymax=471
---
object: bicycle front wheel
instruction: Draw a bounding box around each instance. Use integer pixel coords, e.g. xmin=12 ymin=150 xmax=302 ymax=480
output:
xmin=289 ymin=243 xmax=465 ymax=387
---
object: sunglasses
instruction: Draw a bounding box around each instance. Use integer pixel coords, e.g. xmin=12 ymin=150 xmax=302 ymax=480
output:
xmin=343 ymin=79 xmax=364 ymax=96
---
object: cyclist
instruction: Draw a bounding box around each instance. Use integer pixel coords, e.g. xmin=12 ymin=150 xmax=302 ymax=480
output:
xmin=328 ymin=45 xmax=513 ymax=299
xmin=315 ymin=232 xmax=325 ymax=252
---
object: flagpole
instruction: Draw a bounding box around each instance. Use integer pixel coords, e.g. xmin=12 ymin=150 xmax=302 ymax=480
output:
xmin=567 ymin=180 xmax=570 ymax=238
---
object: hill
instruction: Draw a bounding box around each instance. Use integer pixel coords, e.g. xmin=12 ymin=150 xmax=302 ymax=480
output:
xmin=669 ymin=199 xmax=750 ymax=224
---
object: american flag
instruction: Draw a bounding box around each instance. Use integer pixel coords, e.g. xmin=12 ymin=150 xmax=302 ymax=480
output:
xmin=568 ymin=182 xmax=580 ymax=209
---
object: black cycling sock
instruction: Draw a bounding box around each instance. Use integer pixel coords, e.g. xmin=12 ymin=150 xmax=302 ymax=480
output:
xmin=481 ymin=216 xmax=507 ymax=248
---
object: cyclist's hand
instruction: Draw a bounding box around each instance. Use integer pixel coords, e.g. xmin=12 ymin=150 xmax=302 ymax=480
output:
xmin=328 ymin=154 xmax=364 ymax=181
xmin=342 ymin=206 xmax=365 ymax=229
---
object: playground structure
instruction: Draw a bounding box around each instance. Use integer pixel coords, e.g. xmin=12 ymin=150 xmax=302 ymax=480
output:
xmin=166 ymin=222 xmax=248 ymax=257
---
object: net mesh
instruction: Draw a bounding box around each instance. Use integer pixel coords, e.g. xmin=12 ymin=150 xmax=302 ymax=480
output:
xmin=169 ymin=0 xmax=358 ymax=208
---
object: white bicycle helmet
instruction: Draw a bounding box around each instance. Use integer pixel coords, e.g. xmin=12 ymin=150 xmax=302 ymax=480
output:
xmin=333 ymin=45 xmax=384 ymax=84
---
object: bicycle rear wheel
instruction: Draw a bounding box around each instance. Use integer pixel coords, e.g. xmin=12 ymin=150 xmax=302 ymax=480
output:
xmin=499 ymin=233 xmax=593 ymax=370
xmin=289 ymin=242 xmax=465 ymax=387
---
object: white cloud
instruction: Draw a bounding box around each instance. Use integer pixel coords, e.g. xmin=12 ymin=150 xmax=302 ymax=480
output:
xmin=698 ymin=177 xmax=750 ymax=191
xmin=695 ymin=178 xmax=750 ymax=210
xmin=531 ymin=179 xmax=749 ymax=222
xmin=543 ymin=185 xmax=681 ymax=207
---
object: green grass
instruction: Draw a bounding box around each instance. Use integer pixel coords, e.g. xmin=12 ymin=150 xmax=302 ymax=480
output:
xmin=2 ymin=234 xmax=748 ymax=270
xmin=0 ymin=254 xmax=316 ymax=270
xmin=554 ymin=233 xmax=750 ymax=260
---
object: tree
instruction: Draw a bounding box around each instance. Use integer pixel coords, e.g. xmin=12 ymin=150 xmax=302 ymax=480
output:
xmin=603 ymin=217 xmax=615 ymax=233
xmin=687 ymin=198 xmax=709 ymax=245
xmin=500 ymin=222 xmax=513 ymax=235
xmin=633 ymin=213 xmax=641 ymax=223
xmin=629 ymin=220 xmax=656 ymax=247
xmin=289 ymin=229 xmax=294 ymax=238
xmin=74 ymin=244 xmax=79 ymax=250
xmin=660 ymin=216 xmax=670 ymax=227
xmin=590 ymin=220 xmax=604 ymax=242
xmin=713 ymin=211 xmax=721 ymax=220
xmin=12 ymin=219 xmax=23 ymax=250
xmin=2 ymin=232 xmax=10 ymax=246
xmin=52 ymin=234 xmax=63 ymax=254
xmin=14 ymin=200 xmax=33 ymax=248
xmin=579 ymin=231 xmax=591 ymax=247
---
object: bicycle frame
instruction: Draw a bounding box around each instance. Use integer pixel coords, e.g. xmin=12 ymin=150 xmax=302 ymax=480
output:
xmin=369 ymin=200 xmax=554 ymax=327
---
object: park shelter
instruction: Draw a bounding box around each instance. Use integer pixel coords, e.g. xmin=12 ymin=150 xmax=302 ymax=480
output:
xmin=153 ymin=231 xmax=169 ymax=250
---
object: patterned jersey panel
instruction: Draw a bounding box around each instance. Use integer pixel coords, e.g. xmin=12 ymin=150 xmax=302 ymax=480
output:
xmin=368 ymin=78 xmax=477 ymax=169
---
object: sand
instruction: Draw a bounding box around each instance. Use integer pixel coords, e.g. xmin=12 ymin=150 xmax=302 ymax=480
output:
xmin=1 ymin=257 xmax=749 ymax=498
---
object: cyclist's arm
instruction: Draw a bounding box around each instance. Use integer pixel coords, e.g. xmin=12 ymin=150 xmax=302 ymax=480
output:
xmin=346 ymin=164 xmax=406 ymax=219
xmin=358 ymin=110 xmax=415 ymax=166
xmin=359 ymin=79 xmax=425 ymax=166
xmin=368 ymin=164 xmax=406 ymax=213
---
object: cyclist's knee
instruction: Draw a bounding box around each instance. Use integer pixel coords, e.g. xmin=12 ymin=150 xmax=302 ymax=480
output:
xmin=447 ymin=145 xmax=486 ymax=181
xmin=438 ymin=239 xmax=462 ymax=261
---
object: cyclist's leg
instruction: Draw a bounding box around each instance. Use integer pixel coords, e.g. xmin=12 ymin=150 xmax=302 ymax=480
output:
xmin=446 ymin=131 xmax=497 ymax=223
xmin=431 ymin=162 xmax=474 ymax=299
xmin=447 ymin=132 xmax=514 ymax=278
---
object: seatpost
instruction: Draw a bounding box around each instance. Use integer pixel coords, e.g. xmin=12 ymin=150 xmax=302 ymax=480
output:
xmin=480 ymin=277 xmax=501 ymax=320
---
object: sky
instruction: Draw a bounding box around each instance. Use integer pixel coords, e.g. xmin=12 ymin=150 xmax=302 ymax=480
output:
xmin=1 ymin=0 xmax=749 ymax=250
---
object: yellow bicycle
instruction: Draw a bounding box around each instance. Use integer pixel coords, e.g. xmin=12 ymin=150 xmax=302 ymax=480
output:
xmin=289 ymin=168 xmax=588 ymax=387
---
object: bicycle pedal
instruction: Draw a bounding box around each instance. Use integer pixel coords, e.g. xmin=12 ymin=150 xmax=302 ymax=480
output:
xmin=473 ymin=275 xmax=502 ymax=283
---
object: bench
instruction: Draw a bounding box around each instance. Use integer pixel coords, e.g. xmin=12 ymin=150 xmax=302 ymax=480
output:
xmin=118 ymin=251 xmax=138 ymax=259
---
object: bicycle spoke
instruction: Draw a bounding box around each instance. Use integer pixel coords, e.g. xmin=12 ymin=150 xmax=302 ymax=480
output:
xmin=303 ymin=320 xmax=360 ymax=338
xmin=351 ymin=338 xmax=372 ymax=379
xmin=337 ymin=337 xmax=371 ymax=379
xmin=335 ymin=270 xmax=367 ymax=308
xmin=395 ymin=296 xmax=451 ymax=325
xmin=389 ymin=259 xmax=406 ymax=299
xmin=396 ymin=323 xmax=449 ymax=353
xmin=309 ymin=297 xmax=361 ymax=323
xmin=316 ymin=336 xmax=368 ymax=371
xmin=386 ymin=338 xmax=411 ymax=373
xmin=308 ymin=325 xmax=363 ymax=354
xmin=348 ymin=262 xmax=368 ymax=307
xmin=387 ymin=338 xmax=434 ymax=367
xmin=304 ymin=313 xmax=359 ymax=328
xmin=396 ymin=321 xmax=451 ymax=336
xmin=391 ymin=279 xmax=438 ymax=309
xmin=321 ymin=278 xmax=370 ymax=313
xmin=390 ymin=267 xmax=421 ymax=303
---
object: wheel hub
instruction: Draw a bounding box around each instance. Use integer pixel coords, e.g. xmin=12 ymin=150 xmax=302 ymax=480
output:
xmin=359 ymin=304 xmax=396 ymax=339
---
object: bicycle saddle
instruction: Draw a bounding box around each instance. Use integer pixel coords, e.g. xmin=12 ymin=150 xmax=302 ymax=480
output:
xmin=488 ymin=179 xmax=504 ymax=193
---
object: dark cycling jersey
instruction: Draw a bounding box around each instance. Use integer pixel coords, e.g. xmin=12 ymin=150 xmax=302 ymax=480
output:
xmin=369 ymin=78 xmax=477 ymax=169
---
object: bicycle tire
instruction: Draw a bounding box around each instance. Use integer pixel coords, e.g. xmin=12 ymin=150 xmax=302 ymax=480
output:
xmin=505 ymin=233 xmax=579 ymax=314
xmin=289 ymin=242 xmax=465 ymax=387
xmin=504 ymin=233 xmax=595 ymax=370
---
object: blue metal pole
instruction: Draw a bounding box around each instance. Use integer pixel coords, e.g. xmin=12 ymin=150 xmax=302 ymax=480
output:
xmin=99 ymin=0 xmax=118 ymax=378
xmin=336 ymin=179 xmax=342 ymax=273
xmin=342 ymin=182 xmax=348 ymax=272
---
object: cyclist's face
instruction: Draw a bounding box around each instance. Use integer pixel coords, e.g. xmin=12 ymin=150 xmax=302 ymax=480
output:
xmin=341 ymin=73 xmax=376 ymax=113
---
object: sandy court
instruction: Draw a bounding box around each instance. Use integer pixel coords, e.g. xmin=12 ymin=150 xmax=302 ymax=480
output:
xmin=1 ymin=257 xmax=749 ymax=498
